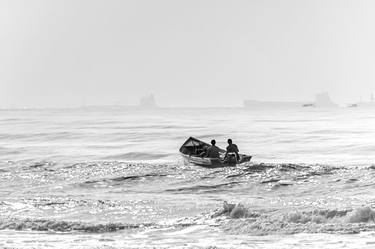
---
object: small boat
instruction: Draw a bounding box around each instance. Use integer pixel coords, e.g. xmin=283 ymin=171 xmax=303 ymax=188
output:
xmin=179 ymin=137 xmax=252 ymax=167
xmin=302 ymin=103 xmax=315 ymax=107
xmin=347 ymin=103 xmax=358 ymax=108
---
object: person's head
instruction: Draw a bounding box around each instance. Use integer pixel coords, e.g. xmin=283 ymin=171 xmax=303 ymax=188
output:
xmin=211 ymin=139 xmax=216 ymax=146
xmin=227 ymin=139 xmax=232 ymax=144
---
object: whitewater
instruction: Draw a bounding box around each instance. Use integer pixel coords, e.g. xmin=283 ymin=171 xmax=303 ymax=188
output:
xmin=1 ymin=107 xmax=375 ymax=248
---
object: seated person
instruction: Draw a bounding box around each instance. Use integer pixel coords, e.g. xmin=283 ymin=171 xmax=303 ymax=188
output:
xmin=225 ymin=139 xmax=239 ymax=161
xmin=197 ymin=147 xmax=207 ymax=157
xmin=206 ymin=139 xmax=220 ymax=158
xmin=196 ymin=147 xmax=205 ymax=156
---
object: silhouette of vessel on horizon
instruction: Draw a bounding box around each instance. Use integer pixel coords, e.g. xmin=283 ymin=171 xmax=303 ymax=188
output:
xmin=243 ymin=92 xmax=337 ymax=108
xmin=139 ymin=94 xmax=158 ymax=109
xmin=312 ymin=92 xmax=337 ymax=108
xmin=355 ymin=94 xmax=375 ymax=108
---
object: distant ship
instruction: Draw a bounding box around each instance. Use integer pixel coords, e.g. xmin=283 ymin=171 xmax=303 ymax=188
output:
xmin=347 ymin=103 xmax=358 ymax=108
xmin=139 ymin=94 xmax=158 ymax=109
xmin=313 ymin=92 xmax=337 ymax=108
xmin=244 ymin=92 xmax=337 ymax=108
xmin=356 ymin=94 xmax=375 ymax=108
xmin=302 ymin=103 xmax=315 ymax=108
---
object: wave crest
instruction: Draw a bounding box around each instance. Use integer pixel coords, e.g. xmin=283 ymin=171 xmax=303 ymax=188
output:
xmin=214 ymin=202 xmax=375 ymax=235
xmin=0 ymin=218 xmax=151 ymax=232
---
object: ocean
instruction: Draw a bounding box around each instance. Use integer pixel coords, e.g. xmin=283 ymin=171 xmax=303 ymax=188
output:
xmin=1 ymin=107 xmax=375 ymax=248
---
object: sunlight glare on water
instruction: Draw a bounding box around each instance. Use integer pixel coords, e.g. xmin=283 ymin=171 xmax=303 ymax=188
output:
xmin=0 ymin=107 xmax=375 ymax=248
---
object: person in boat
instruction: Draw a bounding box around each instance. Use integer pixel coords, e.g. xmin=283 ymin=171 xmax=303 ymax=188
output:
xmin=206 ymin=139 xmax=220 ymax=158
xmin=225 ymin=139 xmax=239 ymax=161
xmin=196 ymin=147 xmax=206 ymax=156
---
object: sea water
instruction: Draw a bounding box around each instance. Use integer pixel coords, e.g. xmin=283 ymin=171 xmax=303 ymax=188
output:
xmin=1 ymin=107 xmax=375 ymax=248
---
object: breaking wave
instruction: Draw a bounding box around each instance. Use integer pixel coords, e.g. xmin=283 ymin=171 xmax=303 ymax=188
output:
xmin=0 ymin=218 xmax=153 ymax=233
xmin=212 ymin=202 xmax=375 ymax=235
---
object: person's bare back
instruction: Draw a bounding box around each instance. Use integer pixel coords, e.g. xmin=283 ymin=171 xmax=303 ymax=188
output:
xmin=206 ymin=139 xmax=220 ymax=158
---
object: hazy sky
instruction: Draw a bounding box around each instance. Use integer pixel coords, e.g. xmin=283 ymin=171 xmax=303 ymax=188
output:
xmin=1 ymin=0 xmax=375 ymax=107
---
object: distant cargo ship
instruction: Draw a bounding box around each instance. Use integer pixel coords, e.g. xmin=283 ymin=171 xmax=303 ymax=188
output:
xmin=313 ymin=92 xmax=337 ymax=108
xmin=244 ymin=92 xmax=337 ymax=108
xmin=355 ymin=94 xmax=375 ymax=108
xmin=139 ymin=94 xmax=158 ymax=109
